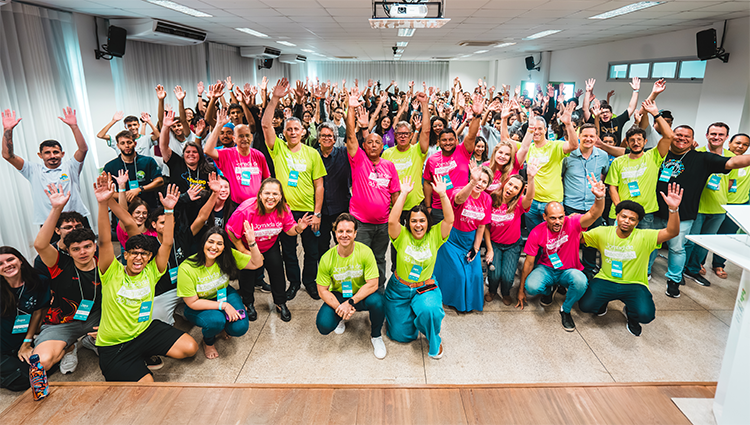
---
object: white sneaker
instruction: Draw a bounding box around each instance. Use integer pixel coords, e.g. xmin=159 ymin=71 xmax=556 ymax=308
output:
xmin=371 ymin=336 xmax=387 ymax=359
xmin=60 ymin=342 xmax=79 ymax=374
xmin=80 ymin=335 xmax=99 ymax=356
xmin=334 ymin=320 xmax=346 ymax=335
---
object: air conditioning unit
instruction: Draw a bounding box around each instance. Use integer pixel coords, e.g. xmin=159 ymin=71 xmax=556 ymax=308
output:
xmin=109 ymin=19 xmax=206 ymax=46
xmin=240 ymin=46 xmax=281 ymax=59
xmin=278 ymin=54 xmax=307 ymax=64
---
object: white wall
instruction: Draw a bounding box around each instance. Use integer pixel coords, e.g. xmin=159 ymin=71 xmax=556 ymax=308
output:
xmin=449 ymin=61 xmax=490 ymax=89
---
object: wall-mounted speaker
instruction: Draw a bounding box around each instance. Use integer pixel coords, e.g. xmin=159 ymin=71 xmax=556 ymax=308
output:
xmin=106 ymin=26 xmax=127 ymax=58
xmin=696 ymin=29 xmax=717 ymax=60
xmin=525 ymin=56 xmax=535 ymax=71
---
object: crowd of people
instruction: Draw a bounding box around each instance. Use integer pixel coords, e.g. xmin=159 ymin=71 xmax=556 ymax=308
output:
xmin=2 ymin=74 xmax=749 ymax=390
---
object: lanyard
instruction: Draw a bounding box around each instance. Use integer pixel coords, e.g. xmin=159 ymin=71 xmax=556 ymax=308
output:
xmin=187 ymin=166 xmax=199 ymax=184
xmin=74 ymin=263 xmax=98 ymax=305
xmin=121 ymin=155 xmax=139 ymax=181
xmin=15 ymin=284 xmax=30 ymax=316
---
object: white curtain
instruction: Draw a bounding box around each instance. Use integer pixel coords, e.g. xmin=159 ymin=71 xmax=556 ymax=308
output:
xmin=307 ymin=61 xmax=449 ymax=89
xmin=207 ymin=42 xmax=255 ymax=88
xmin=0 ymin=2 xmax=99 ymax=258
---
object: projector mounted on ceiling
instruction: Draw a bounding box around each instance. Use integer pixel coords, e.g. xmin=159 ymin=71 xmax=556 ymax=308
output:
xmin=370 ymin=0 xmax=450 ymax=29
xmin=386 ymin=4 xmax=428 ymax=19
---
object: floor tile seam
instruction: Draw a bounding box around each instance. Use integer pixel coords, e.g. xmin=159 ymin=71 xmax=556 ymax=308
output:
xmin=574 ymin=327 xmax=617 ymax=383
xmin=706 ymin=309 xmax=732 ymax=327
xmin=233 ymin=312 xmax=272 ymax=383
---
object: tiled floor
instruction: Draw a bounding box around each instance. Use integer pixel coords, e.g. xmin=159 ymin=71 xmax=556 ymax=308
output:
xmin=1 ymin=251 xmax=741 ymax=411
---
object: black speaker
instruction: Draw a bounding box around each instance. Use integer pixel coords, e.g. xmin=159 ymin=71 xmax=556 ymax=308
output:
xmin=107 ymin=25 xmax=127 ymax=58
xmin=696 ymin=29 xmax=717 ymax=60
xmin=258 ymin=58 xmax=273 ymax=70
xmin=525 ymin=56 xmax=535 ymax=70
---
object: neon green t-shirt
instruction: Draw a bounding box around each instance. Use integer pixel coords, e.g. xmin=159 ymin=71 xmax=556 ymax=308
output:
xmin=697 ymin=147 xmax=737 ymax=214
xmin=96 ymin=260 xmax=165 ymax=347
xmin=391 ymin=224 xmax=448 ymax=283
xmin=527 ymin=140 xmax=569 ymax=203
xmin=583 ymin=226 xmax=661 ymax=287
xmin=605 ymin=147 xmax=665 ymax=218
xmin=729 ymin=163 xmax=750 ymax=204
xmin=316 ymin=242 xmax=378 ymax=294
xmin=176 ymin=249 xmax=252 ymax=299
xmin=382 ymin=142 xmax=428 ymax=211
xmin=267 ymin=137 xmax=327 ymax=211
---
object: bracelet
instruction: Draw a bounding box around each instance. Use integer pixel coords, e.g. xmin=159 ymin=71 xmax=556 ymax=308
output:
xmin=218 ymin=301 xmax=224 ymax=310
xmin=595 ymin=196 xmax=605 ymax=201
xmin=24 ymin=338 xmax=32 ymax=343
xmin=164 ymin=209 xmax=174 ymax=214
xmin=118 ymin=189 xmax=126 ymax=193
xmin=247 ymin=241 xmax=257 ymax=248
xmin=669 ymin=208 xmax=679 ymax=213
xmin=654 ymin=112 xmax=662 ymax=120
xmin=633 ymin=90 xmax=639 ymax=93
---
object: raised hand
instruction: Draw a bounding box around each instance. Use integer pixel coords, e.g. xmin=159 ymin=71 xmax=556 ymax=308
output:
xmin=469 ymin=162 xmax=482 ymax=183
xmin=45 ymin=183 xmax=71 ymax=209
xmin=224 ymin=76 xmax=233 ymax=90
xmin=114 ymin=169 xmax=129 ymax=188
xmin=187 ymin=184 xmax=203 ymax=201
xmin=140 ymin=112 xmax=152 ymax=123
xmin=297 ymin=213 xmax=313 ymax=231
xmin=112 ymin=111 xmax=124 ymax=121
xmin=587 ymin=172 xmax=606 ymax=198
xmin=243 ymin=220 xmax=256 ymax=245
xmin=155 ymin=84 xmax=167 ymax=100
xmin=368 ymin=79 xmax=374 ymax=87
xmin=2 ymin=109 xmax=22 ymax=130
xmin=294 ymin=80 xmax=305 ymax=100
xmin=471 ymin=93 xmax=484 ymax=115
xmin=607 ymin=89 xmax=615 ymax=99
xmin=488 ymin=99 xmax=501 ymax=113
xmin=660 ymin=182 xmax=683 ymax=210
xmin=450 ymin=116 xmax=459 ymax=131
xmin=159 ymin=184 xmax=180 ymax=210
xmin=207 ymin=172 xmax=221 ymax=193
xmin=260 ymin=76 xmax=268 ymax=91
xmin=430 ymin=176 xmax=448 ymax=196
xmin=272 ymin=78 xmax=290 ymax=99
xmin=652 ymin=78 xmax=666 ymax=95
xmin=630 ymin=77 xmax=641 ymax=92
xmin=209 ymin=81 xmax=225 ymax=98
xmin=233 ymin=86 xmax=243 ymax=102
xmin=94 ymin=172 xmax=114 ymax=204
xmin=174 ymin=85 xmax=186 ymax=101
xmin=194 ymin=119 xmax=206 ymax=136
xmin=348 ymin=87 xmax=362 ymax=108
xmin=356 ymin=107 xmax=369 ymax=128
xmin=58 ymin=107 xmax=77 ymax=127
xmin=585 ymin=78 xmax=596 ymax=92
xmin=163 ymin=109 xmax=176 ymax=128
xmin=197 ymin=81 xmax=205 ymax=96
xmin=560 ymin=102 xmax=574 ymax=126
xmin=526 ymin=158 xmax=540 ymax=178
xmin=400 ymin=176 xmax=415 ymax=194
xmin=413 ymin=114 xmax=422 ymax=131
xmin=591 ymin=99 xmax=601 ymax=117
xmin=642 ymin=99 xmax=659 ymax=116
xmin=574 ymin=88 xmax=583 ymax=98
xmin=500 ymin=101 xmax=512 ymax=119
xmin=215 ymin=107 xmax=230 ymax=128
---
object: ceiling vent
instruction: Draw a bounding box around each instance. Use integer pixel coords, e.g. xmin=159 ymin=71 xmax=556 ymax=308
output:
xmin=334 ymin=56 xmax=358 ymax=59
xmin=109 ymin=19 xmax=206 ymax=46
xmin=432 ymin=57 xmax=453 ymax=60
xmin=278 ymin=54 xmax=307 ymax=64
xmin=458 ymin=41 xmax=499 ymax=47
xmin=240 ymin=46 xmax=281 ymax=59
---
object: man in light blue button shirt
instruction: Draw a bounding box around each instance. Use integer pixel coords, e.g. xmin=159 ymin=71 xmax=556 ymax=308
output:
xmin=562 ymin=123 xmax=610 ymax=279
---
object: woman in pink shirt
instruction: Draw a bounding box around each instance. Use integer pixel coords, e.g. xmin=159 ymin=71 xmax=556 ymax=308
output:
xmin=226 ymin=178 xmax=312 ymax=322
xmin=483 ymin=160 xmax=539 ymax=305
xmin=433 ymin=165 xmax=492 ymax=312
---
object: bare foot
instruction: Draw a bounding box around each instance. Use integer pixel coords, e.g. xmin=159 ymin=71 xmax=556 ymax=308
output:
xmin=203 ymin=341 xmax=219 ymax=359
xmin=217 ymin=330 xmax=231 ymax=340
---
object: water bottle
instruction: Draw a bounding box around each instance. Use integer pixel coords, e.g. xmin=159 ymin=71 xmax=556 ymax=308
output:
xmin=29 ymin=354 xmax=49 ymax=401
xmin=547 ymin=125 xmax=556 ymax=141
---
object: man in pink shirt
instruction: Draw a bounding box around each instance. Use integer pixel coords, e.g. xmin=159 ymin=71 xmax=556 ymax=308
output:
xmin=518 ymin=174 xmax=606 ymax=331
xmin=346 ymin=87 xmax=400 ymax=290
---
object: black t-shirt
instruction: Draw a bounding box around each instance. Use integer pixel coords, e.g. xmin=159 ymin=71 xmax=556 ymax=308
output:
xmin=166 ymin=154 xmax=214 ymax=194
xmin=1 ymin=276 xmax=51 ymax=353
xmin=154 ymin=237 xmax=187 ymax=296
xmin=45 ymin=252 xmax=102 ymax=324
xmin=588 ymin=111 xmax=630 ymax=145
xmin=34 ymin=243 xmax=100 ymax=280
xmin=656 ymin=149 xmax=730 ymax=221
xmin=103 ymin=154 xmax=163 ymax=208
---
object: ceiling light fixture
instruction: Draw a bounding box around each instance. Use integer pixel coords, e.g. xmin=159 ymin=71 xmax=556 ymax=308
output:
xmin=396 ymin=48 xmax=405 ymax=53
xmin=589 ymin=2 xmax=664 ymax=19
xmin=494 ymin=42 xmax=516 ymax=48
xmin=235 ymin=28 xmax=269 ymax=38
xmin=301 ymin=49 xmax=315 ymax=53
xmin=147 ymin=0 xmax=212 ymax=17
xmin=396 ymin=41 xmax=409 ymax=47
xmin=523 ymin=30 xmax=561 ymax=40
xmin=474 ymin=50 xmax=489 ymax=54
xmin=277 ymin=41 xmax=296 ymax=47
xmin=398 ymin=28 xmax=416 ymax=37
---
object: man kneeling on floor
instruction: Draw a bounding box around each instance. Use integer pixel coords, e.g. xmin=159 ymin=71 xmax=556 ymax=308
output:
xmin=315 ymin=213 xmax=387 ymax=359
xmin=579 ymin=184 xmax=683 ymax=336
xmin=94 ymin=173 xmax=198 ymax=381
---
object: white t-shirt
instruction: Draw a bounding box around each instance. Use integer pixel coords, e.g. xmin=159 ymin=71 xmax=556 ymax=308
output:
xmin=20 ymin=157 xmax=90 ymax=225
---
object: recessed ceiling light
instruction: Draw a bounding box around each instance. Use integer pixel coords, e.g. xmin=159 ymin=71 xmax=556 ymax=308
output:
xmin=301 ymin=49 xmax=315 ymax=53
xmin=589 ymin=2 xmax=664 ymax=19
xmin=523 ymin=30 xmax=561 ymax=40
xmin=474 ymin=50 xmax=489 ymax=54
xmin=311 ymin=52 xmax=326 ymax=57
xmin=396 ymin=41 xmax=409 ymax=47
xmin=147 ymin=0 xmax=212 ymax=17
xmin=235 ymin=28 xmax=269 ymax=38
xmin=277 ymin=41 xmax=296 ymax=47
xmin=398 ymin=28 xmax=416 ymax=37
xmin=396 ymin=48 xmax=405 ymax=53
xmin=494 ymin=42 xmax=516 ymax=48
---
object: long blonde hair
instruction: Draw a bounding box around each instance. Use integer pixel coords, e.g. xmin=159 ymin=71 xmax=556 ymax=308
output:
xmin=488 ymin=140 xmax=517 ymax=185
xmin=491 ymin=174 xmax=526 ymax=215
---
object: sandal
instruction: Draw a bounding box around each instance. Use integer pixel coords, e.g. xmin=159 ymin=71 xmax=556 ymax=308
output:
xmin=713 ymin=267 xmax=728 ymax=279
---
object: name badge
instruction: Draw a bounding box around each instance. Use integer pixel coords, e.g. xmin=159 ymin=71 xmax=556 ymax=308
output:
xmin=217 ymin=287 xmax=227 ymax=302
xmin=138 ymin=301 xmax=152 ymax=323
xmin=611 ymin=260 xmax=623 ymax=278
xmin=729 ymin=180 xmax=737 ymax=193
xmin=441 ymin=174 xmax=453 ymax=190
xmin=549 ymin=253 xmax=563 ymax=269
xmin=408 ymin=264 xmax=423 ymax=281
xmin=12 ymin=314 xmax=31 ymax=334
xmin=169 ymin=267 xmax=178 ymax=284
xmin=342 ymin=281 xmax=353 ymax=298
xmin=240 ymin=170 xmax=253 ymax=186
xmin=658 ymin=167 xmax=673 ymax=182
xmin=128 ymin=180 xmax=139 ymax=190
xmin=707 ymin=174 xmax=721 ymax=191
xmin=74 ymin=300 xmax=93 ymax=321
xmin=288 ymin=170 xmax=299 ymax=187
xmin=627 ymin=181 xmax=641 ymax=197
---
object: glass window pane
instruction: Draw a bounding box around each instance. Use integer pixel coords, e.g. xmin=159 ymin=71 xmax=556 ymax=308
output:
xmin=561 ymin=83 xmax=574 ymax=100
xmin=629 ymin=63 xmax=650 ymax=78
xmin=609 ymin=64 xmax=627 ymax=79
xmin=651 ymin=62 xmax=677 ymax=78
xmin=679 ymin=60 xmax=706 ymax=79
xmin=521 ymin=81 xmax=537 ymax=98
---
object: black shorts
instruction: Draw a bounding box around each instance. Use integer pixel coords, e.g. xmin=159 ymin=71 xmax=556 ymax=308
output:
xmin=98 ymin=320 xmax=184 ymax=382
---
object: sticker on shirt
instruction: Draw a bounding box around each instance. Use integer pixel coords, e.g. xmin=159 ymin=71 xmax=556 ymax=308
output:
xmin=288 ymin=170 xmax=299 ymax=187
xmin=611 ymin=260 xmax=623 ymax=278
xmin=12 ymin=314 xmax=30 ymax=334
xmin=549 ymin=253 xmax=563 ymax=269
xmin=707 ymin=174 xmax=721 ymax=191
xmin=408 ymin=264 xmax=423 ymax=281
xmin=136 ymin=170 xmax=146 ymax=182
xmin=627 ymin=181 xmax=641 ymax=197
xmin=137 ymin=301 xmax=152 ymax=323
xmin=60 ymin=173 xmax=70 ymax=182
xmin=73 ymin=300 xmax=93 ymax=321
xmin=342 ymin=281 xmax=353 ymax=298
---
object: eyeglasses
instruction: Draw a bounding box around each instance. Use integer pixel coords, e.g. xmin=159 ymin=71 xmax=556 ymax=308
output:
xmin=127 ymin=250 xmax=151 ymax=258
xmin=319 ymin=134 xmax=335 ymax=139
xmin=59 ymin=224 xmax=84 ymax=231
xmin=395 ymin=132 xmax=411 ymax=137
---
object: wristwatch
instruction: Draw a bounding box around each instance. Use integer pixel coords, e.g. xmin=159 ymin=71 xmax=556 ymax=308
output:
xmin=347 ymin=298 xmax=356 ymax=306
xmin=314 ymin=212 xmax=322 ymax=218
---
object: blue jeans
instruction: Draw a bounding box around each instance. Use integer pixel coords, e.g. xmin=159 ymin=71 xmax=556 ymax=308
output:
xmin=183 ymin=286 xmax=249 ymax=346
xmin=651 ymin=216 xmax=694 ymax=282
xmin=524 ymin=264 xmax=588 ymax=313
xmin=636 ymin=213 xmax=658 ymax=274
xmin=316 ymin=291 xmax=385 ymax=338
xmin=487 ymin=238 xmax=522 ymax=297
xmin=354 ymin=220 xmax=389 ymax=291
xmin=280 ymin=210 xmax=320 ymax=291
xmin=384 ymin=274 xmax=445 ymax=357
xmin=684 ymin=213 xmax=725 ymax=275
xmin=579 ymin=278 xmax=655 ymax=324
xmin=525 ymin=200 xmax=547 ymax=232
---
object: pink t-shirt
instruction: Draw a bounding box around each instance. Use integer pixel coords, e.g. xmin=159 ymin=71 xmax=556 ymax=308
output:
xmin=349 ymin=148 xmax=400 ymax=224
xmin=422 ymin=143 xmax=472 ymax=209
xmin=485 ymin=157 xmax=522 ymax=194
xmin=214 ymin=147 xmax=270 ymax=204
xmin=488 ymin=196 xmax=528 ymax=245
xmin=116 ymin=224 xmax=157 ymax=248
xmin=225 ymin=197 xmax=296 ymax=253
xmin=523 ymin=214 xmax=584 ymax=271
xmin=451 ymin=189 xmax=491 ymax=232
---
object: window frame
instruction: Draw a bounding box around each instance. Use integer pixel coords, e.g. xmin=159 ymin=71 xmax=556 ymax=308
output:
xmin=607 ymin=57 xmax=706 ymax=83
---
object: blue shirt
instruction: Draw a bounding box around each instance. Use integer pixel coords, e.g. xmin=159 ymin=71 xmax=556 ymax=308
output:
xmin=317 ymin=145 xmax=351 ymax=216
xmin=562 ymin=147 xmax=610 ymax=210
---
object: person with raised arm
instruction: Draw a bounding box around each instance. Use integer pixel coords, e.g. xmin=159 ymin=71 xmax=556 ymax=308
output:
xmin=158 ymin=109 xmax=215 ymax=194
xmin=97 ymin=111 xmax=158 ymax=157
xmin=583 ymin=77 xmax=640 ymax=145
xmin=102 ymin=128 xmax=163 ymax=209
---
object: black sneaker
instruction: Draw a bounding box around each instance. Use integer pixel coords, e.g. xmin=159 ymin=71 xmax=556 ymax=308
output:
xmin=666 ymin=279 xmax=681 ymax=298
xmin=540 ymin=285 xmax=557 ymax=307
xmin=245 ymin=304 xmax=258 ymax=322
xmin=306 ymin=285 xmax=321 ymax=300
xmin=684 ymin=271 xmax=711 ymax=287
xmin=560 ymin=309 xmax=575 ymax=332
xmin=626 ymin=318 xmax=642 ymax=337
xmin=257 ymin=282 xmax=272 ymax=293
xmin=146 ymin=356 xmax=164 ymax=370
xmin=556 ymin=285 xmax=567 ymax=296
xmin=596 ymin=303 xmax=608 ymax=316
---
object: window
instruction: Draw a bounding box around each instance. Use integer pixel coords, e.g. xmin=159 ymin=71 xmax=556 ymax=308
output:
xmin=628 ymin=63 xmax=650 ymax=78
xmin=651 ymin=62 xmax=677 ymax=79
xmin=521 ymin=80 xmax=537 ymax=98
xmin=607 ymin=57 xmax=705 ymax=82
xmin=609 ymin=64 xmax=627 ymax=79
xmin=550 ymin=82 xmax=575 ymax=100
xmin=679 ymin=60 xmax=707 ymax=79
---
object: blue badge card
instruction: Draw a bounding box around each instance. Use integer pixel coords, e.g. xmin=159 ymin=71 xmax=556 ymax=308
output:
xmin=729 ymin=180 xmax=737 ymax=193
xmin=441 ymin=175 xmax=453 ymax=190
xmin=288 ymin=170 xmax=299 ymax=187
xmin=627 ymin=181 xmax=641 ymax=197
xmin=138 ymin=301 xmax=152 ymax=323
xmin=408 ymin=264 xmax=423 ymax=281
xmin=707 ymin=175 xmax=721 ymax=191
xmin=128 ymin=180 xmax=139 ymax=190
xmin=169 ymin=267 xmax=178 ymax=284
xmin=342 ymin=281 xmax=353 ymax=298
xmin=658 ymin=168 xmax=673 ymax=182
xmin=74 ymin=300 xmax=93 ymax=321
xmin=12 ymin=314 xmax=30 ymax=334
xmin=217 ymin=287 xmax=227 ymax=302
xmin=241 ymin=170 xmax=252 ymax=186
xmin=549 ymin=253 xmax=563 ymax=269
xmin=611 ymin=260 xmax=623 ymax=278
